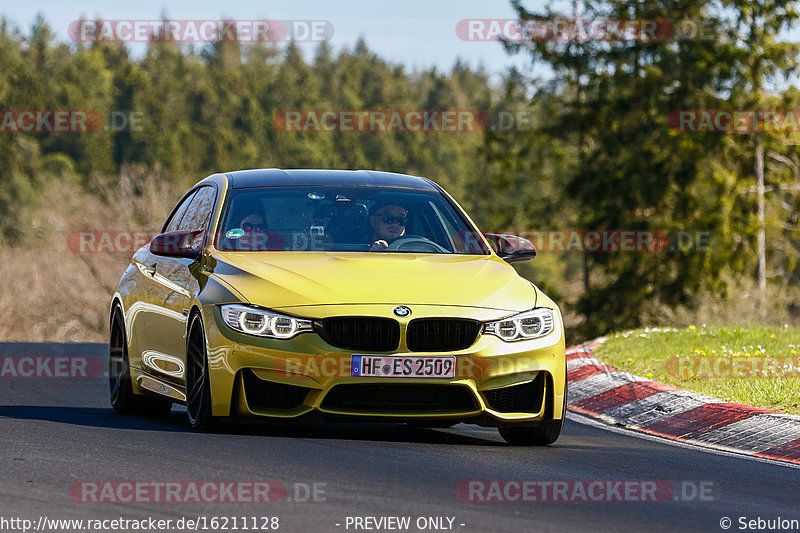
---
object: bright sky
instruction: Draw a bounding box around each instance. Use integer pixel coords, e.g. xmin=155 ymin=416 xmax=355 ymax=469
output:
xmin=0 ymin=0 xmax=561 ymax=82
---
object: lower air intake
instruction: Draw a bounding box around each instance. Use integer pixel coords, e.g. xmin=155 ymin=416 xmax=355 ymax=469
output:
xmin=321 ymin=383 xmax=478 ymax=413
xmin=483 ymin=374 xmax=545 ymax=413
xmin=242 ymin=369 xmax=310 ymax=411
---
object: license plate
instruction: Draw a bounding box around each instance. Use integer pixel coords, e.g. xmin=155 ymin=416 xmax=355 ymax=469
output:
xmin=351 ymin=355 xmax=456 ymax=378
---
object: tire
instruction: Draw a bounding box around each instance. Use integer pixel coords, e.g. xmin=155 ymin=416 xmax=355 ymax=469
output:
xmin=498 ymin=419 xmax=563 ymax=446
xmin=498 ymin=379 xmax=567 ymax=446
xmin=185 ymin=313 xmax=217 ymax=430
xmin=109 ymin=305 xmax=172 ymax=416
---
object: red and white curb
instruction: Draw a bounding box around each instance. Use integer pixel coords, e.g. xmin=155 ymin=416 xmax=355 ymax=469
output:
xmin=566 ymin=340 xmax=800 ymax=464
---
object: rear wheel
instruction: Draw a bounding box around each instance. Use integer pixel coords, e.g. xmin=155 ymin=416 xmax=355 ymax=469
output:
xmin=185 ymin=313 xmax=217 ymax=430
xmin=109 ymin=305 xmax=172 ymax=416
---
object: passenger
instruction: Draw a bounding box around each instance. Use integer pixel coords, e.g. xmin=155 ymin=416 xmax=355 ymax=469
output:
xmin=240 ymin=214 xmax=288 ymax=251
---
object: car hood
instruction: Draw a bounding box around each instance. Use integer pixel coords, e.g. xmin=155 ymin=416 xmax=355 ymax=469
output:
xmin=210 ymin=251 xmax=538 ymax=312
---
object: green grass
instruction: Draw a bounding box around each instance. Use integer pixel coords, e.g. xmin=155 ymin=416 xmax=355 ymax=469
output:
xmin=594 ymin=325 xmax=800 ymax=415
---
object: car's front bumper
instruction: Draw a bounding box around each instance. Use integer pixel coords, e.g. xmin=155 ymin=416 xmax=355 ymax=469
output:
xmin=201 ymin=304 xmax=566 ymax=425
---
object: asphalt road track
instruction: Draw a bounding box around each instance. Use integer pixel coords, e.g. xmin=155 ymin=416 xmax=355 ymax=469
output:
xmin=0 ymin=344 xmax=798 ymax=533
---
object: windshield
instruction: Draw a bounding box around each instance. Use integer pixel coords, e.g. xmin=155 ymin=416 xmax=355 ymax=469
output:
xmin=215 ymin=186 xmax=490 ymax=254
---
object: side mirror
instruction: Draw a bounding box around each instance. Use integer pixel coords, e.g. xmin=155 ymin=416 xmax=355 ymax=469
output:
xmin=484 ymin=233 xmax=537 ymax=263
xmin=150 ymin=230 xmax=204 ymax=259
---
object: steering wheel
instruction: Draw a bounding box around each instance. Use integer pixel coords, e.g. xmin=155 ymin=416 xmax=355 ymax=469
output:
xmin=386 ymin=236 xmax=449 ymax=253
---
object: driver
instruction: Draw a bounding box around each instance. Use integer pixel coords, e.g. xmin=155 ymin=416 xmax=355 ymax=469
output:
xmin=369 ymin=201 xmax=407 ymax=251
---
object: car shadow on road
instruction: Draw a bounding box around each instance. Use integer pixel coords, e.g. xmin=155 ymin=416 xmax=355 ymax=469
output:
xmin=0 ymin=404 xmax=514 ymax=445
xmin=0 ymin=405 xmax=193 ymax=433
xmin=215 ymin=419 xmax=506 ymax=446
xmin=0 ymin=404 xmax=589 ymax=449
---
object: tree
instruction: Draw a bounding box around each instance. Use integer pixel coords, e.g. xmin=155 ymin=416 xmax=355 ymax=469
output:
xmin=724 ymin=0 xmax=800 ymax=313
xmin=503 ymin=0 xmax=753 ymax=336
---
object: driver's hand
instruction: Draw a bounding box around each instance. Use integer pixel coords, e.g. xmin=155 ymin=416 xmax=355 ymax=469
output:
xmin=370 ymin=240 xmax=389 ymax=251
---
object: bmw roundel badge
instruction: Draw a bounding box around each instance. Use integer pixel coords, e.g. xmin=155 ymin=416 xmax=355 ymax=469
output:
xmin=392 ymin=306 xmax=411 ymax=317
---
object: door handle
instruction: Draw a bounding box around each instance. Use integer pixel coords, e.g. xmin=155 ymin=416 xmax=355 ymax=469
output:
xmin=145 ymin=263 xmax=157 ymax=276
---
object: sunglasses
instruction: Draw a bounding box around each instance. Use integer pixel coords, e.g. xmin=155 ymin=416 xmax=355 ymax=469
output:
xmin=241 ymin=223 xmax=267 ymax=232
xmin=376 ymin=214 xmax=407 ymax=226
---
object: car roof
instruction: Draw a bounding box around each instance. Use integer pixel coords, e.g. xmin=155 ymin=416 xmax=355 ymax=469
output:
xmin=217 ymin=169 xmax=441 ymax=191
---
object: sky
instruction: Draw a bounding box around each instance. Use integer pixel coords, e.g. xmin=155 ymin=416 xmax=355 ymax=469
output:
xmin=0 ymin=0 xmax=561 ymax=82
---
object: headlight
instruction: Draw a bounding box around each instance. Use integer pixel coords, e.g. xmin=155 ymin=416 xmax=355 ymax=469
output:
xmin=220 ymin=304 xmax=313 ymax=339
xmin=483 ymin=308 xmax=555 ymax=342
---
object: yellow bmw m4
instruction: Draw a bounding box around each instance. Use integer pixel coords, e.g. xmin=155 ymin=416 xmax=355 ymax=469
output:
xmin=110 ymin=169 xmax=566 ymax=445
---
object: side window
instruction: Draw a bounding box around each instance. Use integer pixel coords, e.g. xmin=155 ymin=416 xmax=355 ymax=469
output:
xmin=178 ymin=187 xmax=217 ymax=232
xmin=163 ymin=191 xmax=197 ymax=233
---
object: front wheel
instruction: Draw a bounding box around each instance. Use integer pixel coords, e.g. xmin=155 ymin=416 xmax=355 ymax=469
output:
xmin=498 ymin=419 xmax=564 ymax=446
xmin=185 ymin=313 xmax=218 ymax=430
xmin=498 ymin=380 xmax=567 ymax=446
